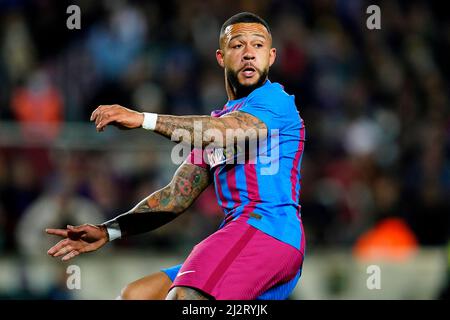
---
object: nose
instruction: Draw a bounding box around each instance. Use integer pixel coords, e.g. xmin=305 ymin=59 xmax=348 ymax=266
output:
xmin=243 ymin=46 xmax=255 ymax=61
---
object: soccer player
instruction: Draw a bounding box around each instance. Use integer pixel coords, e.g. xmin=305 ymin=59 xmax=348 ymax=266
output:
xmin=46 ymin=12 xmax=306 ymax=300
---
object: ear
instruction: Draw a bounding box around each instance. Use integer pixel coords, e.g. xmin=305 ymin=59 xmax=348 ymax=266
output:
xmin=216 ymin=49 xmax=225 ymax=68
xmin=269 ymin=48 xmax=277 ymax=67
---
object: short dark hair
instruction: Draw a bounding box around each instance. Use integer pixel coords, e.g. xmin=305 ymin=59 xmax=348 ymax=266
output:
xmin=220 ymin=12 xmax=271 ymax=36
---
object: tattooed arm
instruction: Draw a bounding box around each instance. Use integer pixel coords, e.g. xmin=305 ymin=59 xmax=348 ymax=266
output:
xmin=107 ymin=162 xmax=211 ymax=238
xmin=90 ymin=105 xmax=267 ymax=148
xmin=46 ymin=163 xmax=211 ymax=261
xmin=153 ymin=111 xmax=267 ymax=148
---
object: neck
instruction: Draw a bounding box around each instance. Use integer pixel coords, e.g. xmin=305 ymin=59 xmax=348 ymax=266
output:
xmin=225 ymin=73 xmax=268 ymax=101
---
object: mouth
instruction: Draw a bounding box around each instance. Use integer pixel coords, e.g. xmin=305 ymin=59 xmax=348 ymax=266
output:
xmin=240 ymin=65 xmax=257 ymax=78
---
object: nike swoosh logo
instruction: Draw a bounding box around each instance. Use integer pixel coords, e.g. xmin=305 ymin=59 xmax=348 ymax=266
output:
xmin=176 ymin=270 xmax=196 ymax=277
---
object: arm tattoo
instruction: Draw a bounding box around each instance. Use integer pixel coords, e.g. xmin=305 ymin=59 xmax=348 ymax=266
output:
xmin=154 ymin=111 xmax=267 ymax=148
xmin=112 ymin=163 xmax=211 ymax=238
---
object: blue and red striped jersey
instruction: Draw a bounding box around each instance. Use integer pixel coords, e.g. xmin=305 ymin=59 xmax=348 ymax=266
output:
xmin=187 ymin=80 xmax=306 ymax=251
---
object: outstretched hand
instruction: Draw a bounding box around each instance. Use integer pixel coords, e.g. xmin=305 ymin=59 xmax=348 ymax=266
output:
xmin=46 ymin=224 xmax=109 ymax=261
xmin=90 ymin=104 xmax=144 ymax=132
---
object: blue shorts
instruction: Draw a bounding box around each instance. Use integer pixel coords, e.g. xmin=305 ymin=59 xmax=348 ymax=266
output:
xmin=162 ymin=263 xmax=302 ymax=300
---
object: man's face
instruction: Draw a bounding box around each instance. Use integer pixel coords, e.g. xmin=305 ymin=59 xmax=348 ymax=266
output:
xmin=217 ymin=23 xmax=276 ymax=97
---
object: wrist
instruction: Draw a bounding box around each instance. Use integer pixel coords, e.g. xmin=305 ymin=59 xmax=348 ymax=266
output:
xmin=102 ymin=219 xmax=122 ymax=241
xmin=142 ymin=112 xmax=158 ymax=131
xmin=98 ymin=224 xmax=109 ymax=241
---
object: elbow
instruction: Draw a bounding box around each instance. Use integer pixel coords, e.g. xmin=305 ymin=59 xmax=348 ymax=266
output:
xmin=202 ymin=121 xmax=227 ymax=148
xmin=170 ymin=194 xmax=193 ymax=215
xmin=170 ymin=201 xmax=191 ymax=215
xmin=172 ymin=206 xmax=187 ymax=215
xmin=167 ymin=191 xmax=191 ymax=215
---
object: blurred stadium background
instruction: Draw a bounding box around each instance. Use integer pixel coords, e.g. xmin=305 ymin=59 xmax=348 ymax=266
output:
xmin=0 ymin=0 xmax=449 ymax=299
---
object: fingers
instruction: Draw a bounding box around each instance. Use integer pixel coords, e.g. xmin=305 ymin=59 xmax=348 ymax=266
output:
xmin=91 ymin=105 xmax=108 ymax=131
xmin=47 ymin=238 xmax=70 ymax=256
xmin=45 ymin=228 xmax=68 ymax=237
xmin=54 ymin=242 xmax=98 ymax=261
xmin=49 ymin=239 xmax=85 ymax=258
xmin=47 ymin=239 xmax=71 ymax=257
xmin=90 ymin=105 xmax=121 ymax=131
xmin=62 ymin=250 xmax=80 ymax=262
xmin=97 ymin=115 xmax=118 ymax=131
xmin=48 ymin=238 xmax=82 ymax=257
xmin=94 ymin=106 xmax=108 ymax=131
xmin=53 ymin=243 xmax=75 ymax=258
xmin=46 ymin=225 xmax=86 ymax=238
xmin=61 ymin=241 xmax=98 ymax=261
xmin=90 ymin=105 xmax=109 ymax=122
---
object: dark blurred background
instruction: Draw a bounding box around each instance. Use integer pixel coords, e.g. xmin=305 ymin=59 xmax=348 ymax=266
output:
xmin=0 ymin=0 xmax=448 ymax=299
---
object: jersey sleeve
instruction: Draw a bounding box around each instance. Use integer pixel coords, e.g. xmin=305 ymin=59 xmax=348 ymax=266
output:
xmin=238 ymin=86 xmax=293 ymax=131
xmin=183 ymin=148 xmax=209 ymax=169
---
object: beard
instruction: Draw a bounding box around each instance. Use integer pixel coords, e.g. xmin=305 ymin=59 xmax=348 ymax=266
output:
xmin=227 ymin=66 xmax=268 ymax=99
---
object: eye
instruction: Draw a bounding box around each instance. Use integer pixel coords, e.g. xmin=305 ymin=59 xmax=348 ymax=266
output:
xmin=232 ymin=44 xmax=243 ymax=49
xmin=254 ymin=43 xmax=263 ymax=48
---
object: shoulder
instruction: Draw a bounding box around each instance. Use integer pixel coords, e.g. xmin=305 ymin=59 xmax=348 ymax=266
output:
xmin=245 ymin=81 xmax=297 ymax=117
xmin=247 ymin=81 xmax=294 ymax=107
